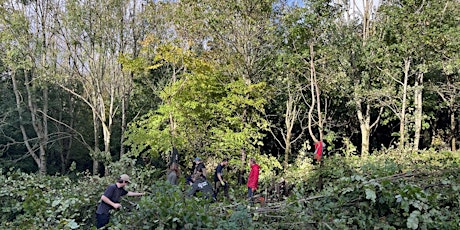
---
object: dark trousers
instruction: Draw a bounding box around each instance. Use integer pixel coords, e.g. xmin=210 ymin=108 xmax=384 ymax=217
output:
xmin=213 ymin=181 xmax=229 ymax=199
xmin=96 ymin=213 xmax=110 ymax=229
xmin=248 ymin=187 xmax=255 ymax=204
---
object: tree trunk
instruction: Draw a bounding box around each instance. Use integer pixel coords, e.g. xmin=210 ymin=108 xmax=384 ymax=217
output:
xmin=307 ymin=42 xmax=320 ymax=145
xmin=413 ymin=72 xmax=424 ymax=150
xmin=355 ymin=96 xmax=370 ymax=155
xmin=11 ymin=73 xmax=41 ymax=170
xmin=450 ymin=107 xmax=457 ymax=152
xmin=359 ymin=120 xmax=370 ymax=155
xmin=399 ymin=58 xmax=410 ymax=148
xmin=284 ymin=134 xmax=292 ymax=170
xmin=25 ymin=71 xmax=48 ymax=175
xmin=57 ymin=84 xmax=74 ymax=174
xmin=37 ymin=88 xmax=49 ymax=175
xmin=92 ymin=110 xmax=100 ymax=175
xmin=120 ymin=92 xmax=128 ymax=157
xmin=283 ymin=89 xmax=298 ymax=169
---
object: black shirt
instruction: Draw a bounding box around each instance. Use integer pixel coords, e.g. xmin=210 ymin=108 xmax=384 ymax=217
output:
xmin=214 ymin=164 xmax=225 ymax=182
xmin=193 ymin=162 xmax=206 ymax=179
xmin=96 ymin=184 xmax=128 ymax=214
xmin=187 ymin=177 xmax=213 ymax=198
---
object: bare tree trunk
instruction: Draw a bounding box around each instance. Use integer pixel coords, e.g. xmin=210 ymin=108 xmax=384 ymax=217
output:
xmin=356 ymin=99 xmax=371 ymax=155
xmin=306 ymin=42 xmax=324 ymax=190
xmin=11 ymin=73 xmax=41 ymax=169
xmin=102 ymin=86 xmax=114 ymax=176
xmin=92 ymin=110 xmax=100 ymax=175
xmin=284 ymin=100 xmax=293 ymax=169
xmin=59 ymin=95 xmax=75 ymax=174
xmin=413 ymin=72 xmax=424 ymax=150
xmin=37 ymin=87 xmax=49 ymax=174
xmin=399 ymin=58 xmax=410 ymax=148
xmin=120 ymin=92 xmax=128 ymax=157
xmin=24 ymin=71 xmax=49 ymax=175
xmin=308 ymin=42 xmax=319 ymax=145
xmin=283 ymin=87 xmax=301 ymax=169
xmin=450 ymin=105 xmax=457 ymax=152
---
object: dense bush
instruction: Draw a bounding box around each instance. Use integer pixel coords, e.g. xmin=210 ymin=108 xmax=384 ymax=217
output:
xmin=1 ymin=150 xmax=459 ymax=229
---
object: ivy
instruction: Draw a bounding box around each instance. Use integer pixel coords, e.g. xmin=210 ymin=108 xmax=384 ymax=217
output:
xmin=1 ymin=150 xmax=460 ymax=229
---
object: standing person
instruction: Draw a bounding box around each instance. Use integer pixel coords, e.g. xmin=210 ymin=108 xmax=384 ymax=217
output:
xmin=167 ymin=162 xmax=181 ymax=185
xmin=213 ymin=158 xmax=229 ymax=200
xmin=247 ymin=158 xmax=260 ymax=204
xmin=96 ymin=174 xmax=145 ymax=229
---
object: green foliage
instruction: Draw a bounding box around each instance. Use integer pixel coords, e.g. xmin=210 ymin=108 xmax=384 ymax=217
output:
xmin=124 ymin=43 xmax=270 ymax=164
xmin=0 ymin=169 xmax=97 ymax=229
xmin=2 ymin=150 xmax=460 ymax=229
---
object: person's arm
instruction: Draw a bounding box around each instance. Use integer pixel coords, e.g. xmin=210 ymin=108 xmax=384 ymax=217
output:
xmin=127 ymin=191 xmax=145 ymax=196
xmin=101 ymin=195 xmax=121 ymax=209
xmin=217 ymin=173 xmax=225 ymax=185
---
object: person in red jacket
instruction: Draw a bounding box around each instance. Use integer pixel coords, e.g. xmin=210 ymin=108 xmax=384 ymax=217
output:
xmin=247 ymin=158 xmax=260 ymax=204
xmin=314 ymin=140 xmax=325 ymax=162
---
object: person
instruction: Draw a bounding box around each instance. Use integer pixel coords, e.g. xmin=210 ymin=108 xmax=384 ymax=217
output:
xmin=247 ymin=158 xmax=260 ymax=204
xmin=186 ymin=174 xmax=214 ymax=200
xmin=187 ymin=157 xmax=207 ymax=185
xmin=213 ymin=158 xmax=229 ymax=200
xmin=167 ymin=162 xmax=181 ymax=185
xmin=96 ymin=174 xmax=144 ymax=229
xmin=314 ymin=140 xmax=326 ymax=162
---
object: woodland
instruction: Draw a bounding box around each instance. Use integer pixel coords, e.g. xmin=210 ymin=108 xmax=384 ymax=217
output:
xmin=0 ymin=0 xmax=459 ymax=229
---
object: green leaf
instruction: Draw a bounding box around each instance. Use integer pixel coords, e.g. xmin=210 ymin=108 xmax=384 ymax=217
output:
xmin=407 ymin=210 xmax=420 ymax=229
xmin=66 ymin=220 xmax=79 ymax=229
xmin=365 ymin=188 xmax=376 ymax=203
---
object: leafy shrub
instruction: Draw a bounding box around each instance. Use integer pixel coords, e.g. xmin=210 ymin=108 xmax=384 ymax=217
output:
xmin=1 ymin=150 xmax=460 ymax=229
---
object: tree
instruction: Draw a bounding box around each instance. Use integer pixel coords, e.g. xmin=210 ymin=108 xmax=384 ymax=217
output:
xmin=0 ymin=0 xmax=65 ymax=174
xmin=124 ymin=43 xmax=269 ymax=168
xmin=377 ymin=0 xmax=460 ymax=150
xmin=156 ymin=0 xmax=276 ymax=180
xmin=53 ymin=0 xmax=144 ymax=175
xmin=343 ymin=0 xmax=386 ymax=155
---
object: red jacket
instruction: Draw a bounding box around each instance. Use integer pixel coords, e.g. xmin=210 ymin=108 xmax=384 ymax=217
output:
xmin=314 ymin=141 xmax=324 ymax=161
xmin=247 ymin=164 xmax=260 ymax=189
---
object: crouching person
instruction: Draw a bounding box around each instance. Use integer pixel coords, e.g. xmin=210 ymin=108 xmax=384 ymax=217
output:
xmin=187 ymin=175 xmax=214 ymax=200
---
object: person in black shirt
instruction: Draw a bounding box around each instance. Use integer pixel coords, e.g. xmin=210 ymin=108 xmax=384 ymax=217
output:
xmin=187 ymin=175 xmax=214 ymax=200
xmin=187 ymin=157 xmax=207 ymax=185
xmin=95 ymin=174 xmax=144 ymax=228
xmin=213 ymin=158 xmax=229 ymax=200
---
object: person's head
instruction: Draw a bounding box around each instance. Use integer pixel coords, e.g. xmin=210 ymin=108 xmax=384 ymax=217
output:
xmin=221 ymin=158 xmax=229 ymax=166
xmin=169 ymin=162 xmax=180 ymax=174
xmin=194 ymin=157 xmax=201 ymax=164
xmin=117 ymin=174 xmax=131 ymax=187
xmin=170 ymin=162 xmax=178 ymax=170
xmin=249 ymin=158 xmax=256 ymax=166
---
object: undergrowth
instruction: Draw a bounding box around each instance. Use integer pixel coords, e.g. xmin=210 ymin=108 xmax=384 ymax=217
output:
xmin=1 ymin=149 xmax=459 ymax=229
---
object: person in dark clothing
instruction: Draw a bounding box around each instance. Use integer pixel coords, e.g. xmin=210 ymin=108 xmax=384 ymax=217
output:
xmin=187 ymin=175 xmax=214 ymax=199
xmin=186 ymin=157 xmax=207 ymax=185
xmin=95 ymin=174 xmax=144 ymax=229
xmin=213 ymin=158 xmax=229 ymax=200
